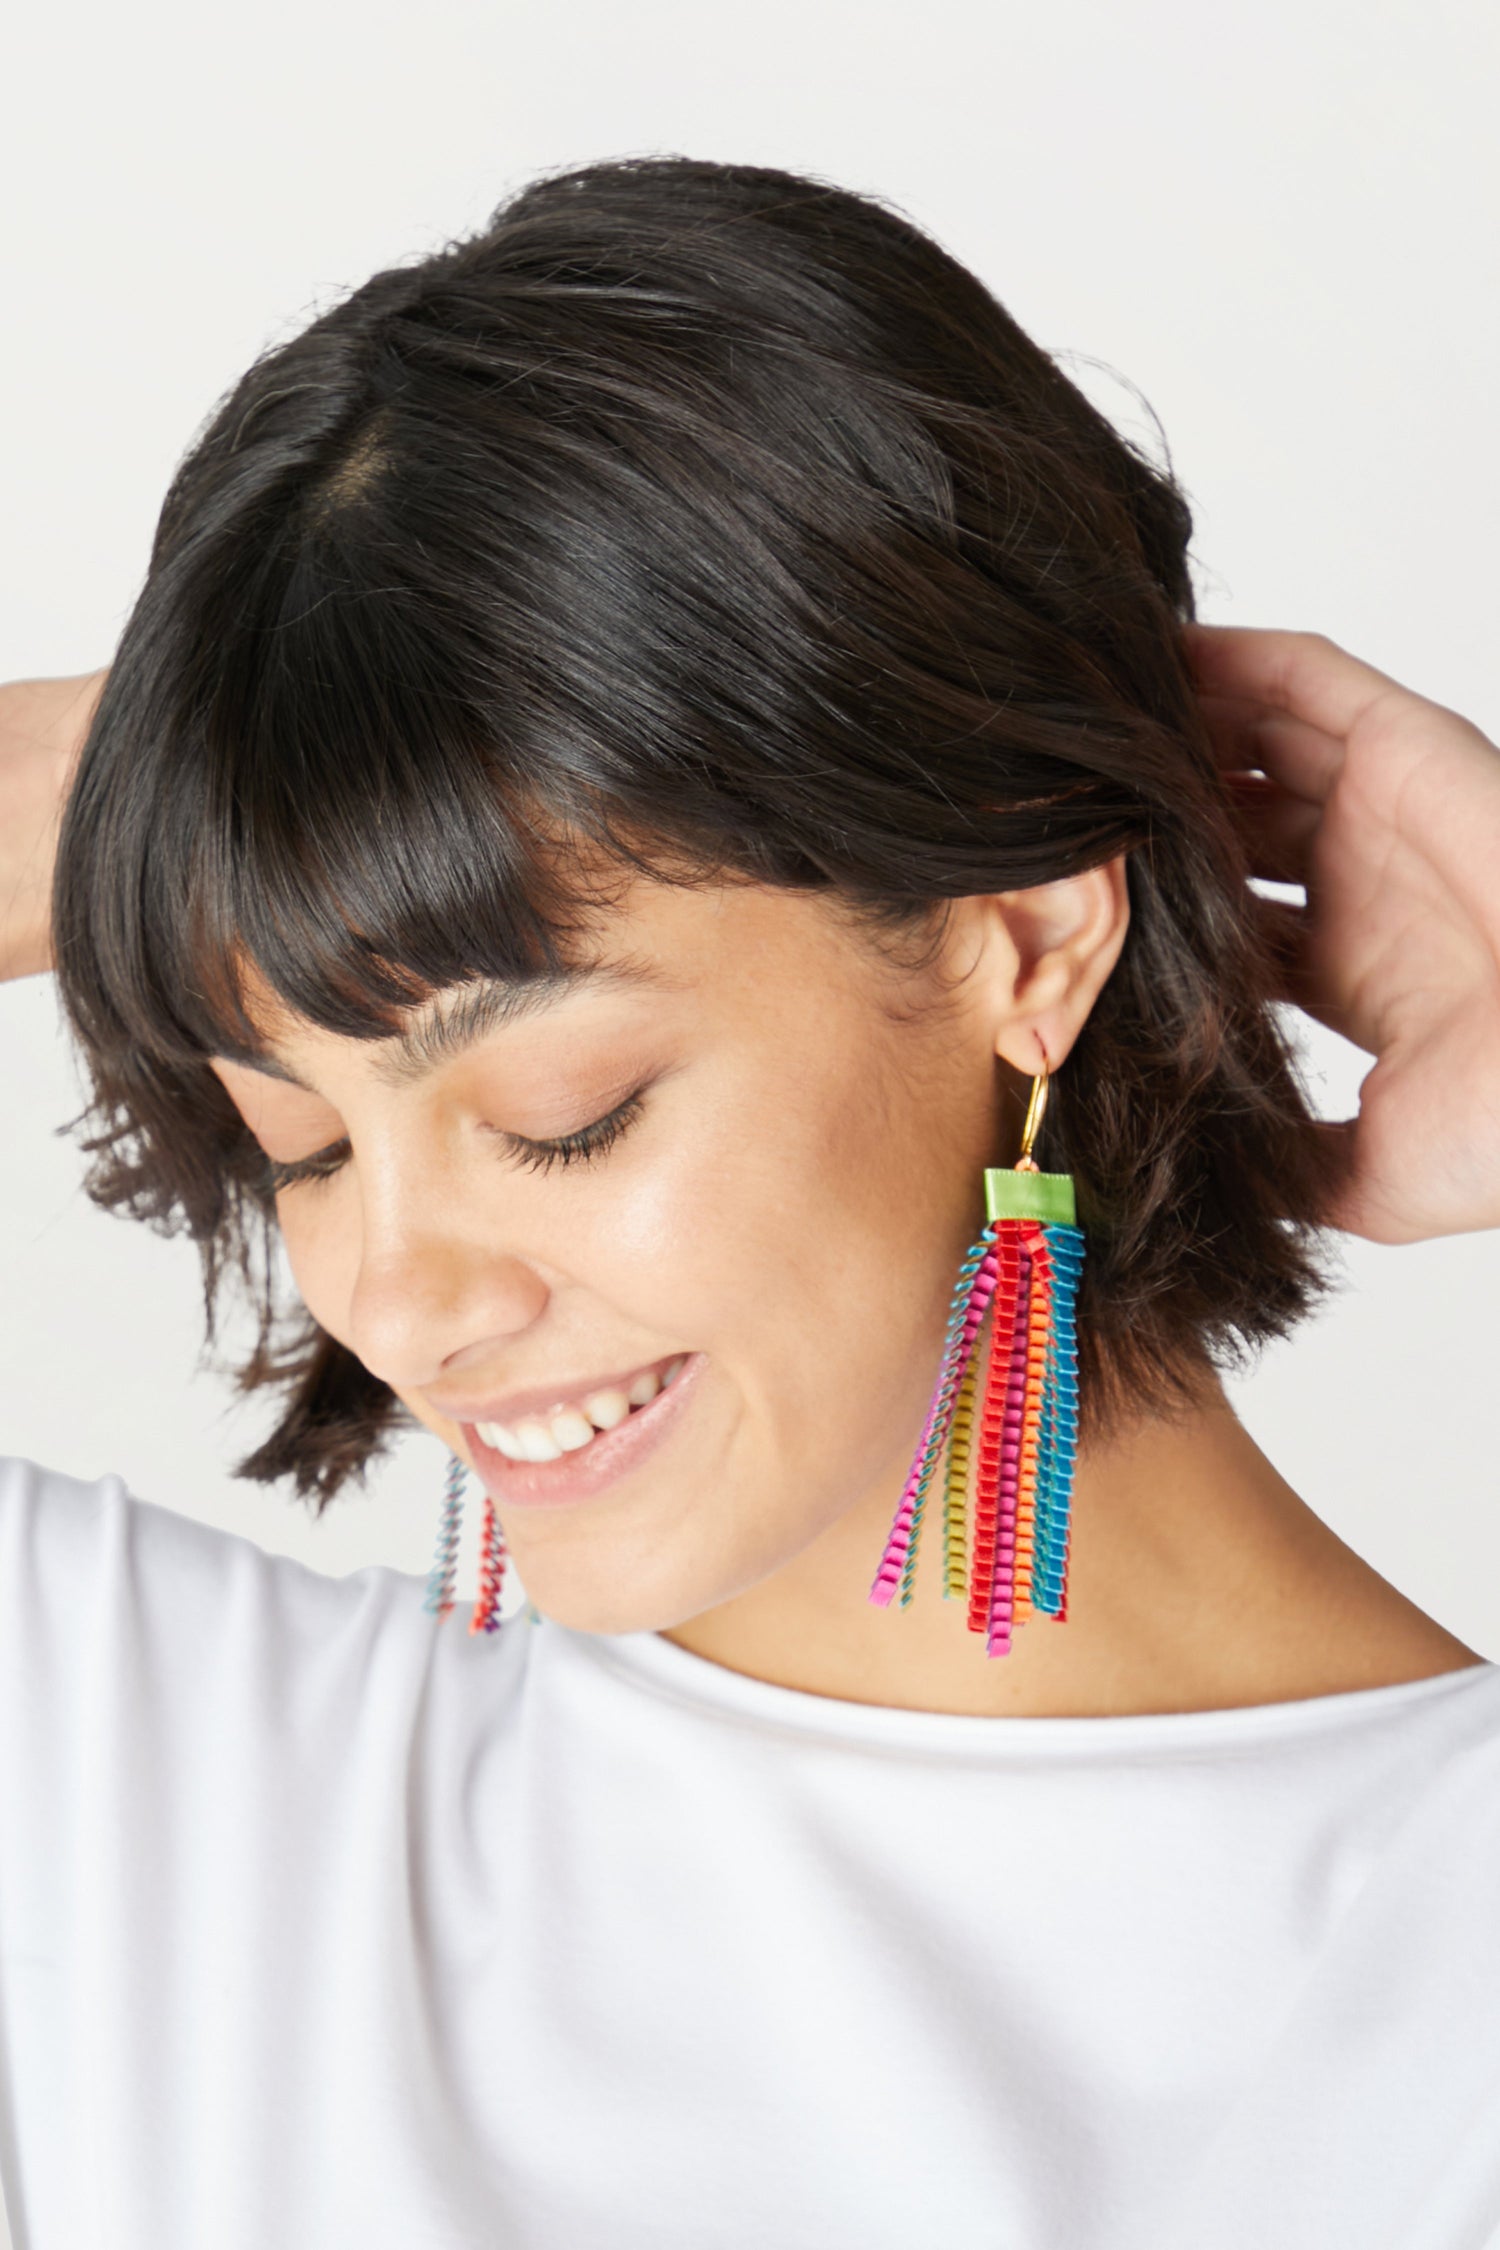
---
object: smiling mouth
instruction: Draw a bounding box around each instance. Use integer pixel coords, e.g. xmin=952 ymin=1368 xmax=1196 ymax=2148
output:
xmin=469 ymin=1353 xmax=690 ymax=1462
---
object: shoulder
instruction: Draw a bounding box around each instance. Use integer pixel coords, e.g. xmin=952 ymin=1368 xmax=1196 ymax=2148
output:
xmin=0 ymin=1454 xmax=533 ymax=1832
xmin=0 ymin=1451 xmax=262 ymax=1594
xmin=0 ymin=1453 xmax=446 ymax=1697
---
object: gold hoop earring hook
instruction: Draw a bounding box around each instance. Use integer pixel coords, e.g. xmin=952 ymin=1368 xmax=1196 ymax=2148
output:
xmin=1015 ymin=1058 xmax=1050 ymax=1173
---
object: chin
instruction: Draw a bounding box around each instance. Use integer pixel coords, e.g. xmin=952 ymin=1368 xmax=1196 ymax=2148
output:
xmin=508 ymin=1544 xmax=742 ymax=1640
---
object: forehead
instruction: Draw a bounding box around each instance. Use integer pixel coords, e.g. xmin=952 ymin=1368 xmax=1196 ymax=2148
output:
xmin=220 ymin=878 xmax=888 ymax=1087
xmin=227 ymin=953 xmax=683 ymax=1090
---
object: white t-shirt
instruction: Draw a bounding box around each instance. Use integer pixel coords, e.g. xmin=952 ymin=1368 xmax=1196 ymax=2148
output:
xmin=4 ymin=1457 xmax=1500 ymax=2250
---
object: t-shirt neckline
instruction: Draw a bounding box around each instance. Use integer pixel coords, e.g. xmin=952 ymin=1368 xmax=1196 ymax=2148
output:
xmin=544 ymin=1616 xmax=1498 ymax=1760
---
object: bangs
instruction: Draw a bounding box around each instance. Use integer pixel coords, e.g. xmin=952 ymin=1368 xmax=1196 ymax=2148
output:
xmin=163 ymin=588 xmax=589 ymax=1062
xmin=61 ymin=497 xmax=716 ymax=1076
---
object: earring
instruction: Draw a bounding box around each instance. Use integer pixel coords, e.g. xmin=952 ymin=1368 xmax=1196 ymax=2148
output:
xmin=869 ymin=1058 xmax=1084 ymax=1658
xmin=422 ymin=1453 xmax=466 ymax=1620
xmin=422 ymin=1453 xmax=509 ymax=1635
xmin=469 ymin=1483 xmax=508 ymax=1637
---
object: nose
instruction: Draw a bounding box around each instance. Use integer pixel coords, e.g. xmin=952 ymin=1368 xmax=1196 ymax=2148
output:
xmin=342 ymin=1155 xmax=549 ymax=1394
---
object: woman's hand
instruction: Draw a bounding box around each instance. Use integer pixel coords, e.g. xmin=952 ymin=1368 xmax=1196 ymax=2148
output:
xmin=0 ymin=671 xmax=107 ymax=981
xmin=1186 ymin=624 xmax=1500 ymax=1245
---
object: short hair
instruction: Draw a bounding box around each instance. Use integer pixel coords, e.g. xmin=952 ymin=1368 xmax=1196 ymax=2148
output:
xmin=53 ymin=154 xmax=1342 ymax=1508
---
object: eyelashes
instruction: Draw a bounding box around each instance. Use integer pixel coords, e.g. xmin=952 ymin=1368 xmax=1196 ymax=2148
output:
xmin=504 ymin=1088 xmax=648 ymax=1176
xmin=260 ymin=1088 xmax=650 ymax=1197
xmin=262 ymin=1139 xmax=353 ymax=1195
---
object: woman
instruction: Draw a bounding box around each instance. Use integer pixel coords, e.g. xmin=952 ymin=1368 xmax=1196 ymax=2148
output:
xmin=3 ymin=154 xmax=1500 ymax=2248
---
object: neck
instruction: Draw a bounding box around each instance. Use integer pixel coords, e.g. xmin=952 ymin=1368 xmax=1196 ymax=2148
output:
xmin=659 ymin=1374 xmax=1480 ymax=1717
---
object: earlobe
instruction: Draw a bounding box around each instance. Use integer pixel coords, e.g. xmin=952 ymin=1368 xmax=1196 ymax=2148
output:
xmin=989 ymin=854 xmax=1131 ymax=1077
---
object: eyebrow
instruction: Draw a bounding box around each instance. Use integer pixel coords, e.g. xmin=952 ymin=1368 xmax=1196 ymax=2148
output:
xmin=231 ymin=959 xmax=679 ymax=1091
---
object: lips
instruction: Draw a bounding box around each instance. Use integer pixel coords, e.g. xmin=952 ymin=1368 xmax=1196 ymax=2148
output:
xmin=436 ymin=1349 xmax=684 ymax=1436
xmin=474 ymin=1354 xmax=689 ymax=1462
xmin=461 ymin=1349 xmax=706 ymax=1511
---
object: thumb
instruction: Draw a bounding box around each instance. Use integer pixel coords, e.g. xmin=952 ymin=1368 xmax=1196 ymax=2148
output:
xmin=1305 ymin=1116 xmax=1428 ymax=1246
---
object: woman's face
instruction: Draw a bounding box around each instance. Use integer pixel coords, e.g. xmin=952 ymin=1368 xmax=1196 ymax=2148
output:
xmin=210 ymin=873 xmax=1058 ymax=1633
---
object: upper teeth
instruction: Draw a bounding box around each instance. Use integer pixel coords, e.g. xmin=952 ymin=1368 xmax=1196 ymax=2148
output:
xmin=476 ymin=1355 xmax=687 ymax=1462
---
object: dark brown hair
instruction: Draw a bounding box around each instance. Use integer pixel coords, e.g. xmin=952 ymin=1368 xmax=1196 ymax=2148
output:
xmin=53 ymin=154 xmax=1342 ymax=1511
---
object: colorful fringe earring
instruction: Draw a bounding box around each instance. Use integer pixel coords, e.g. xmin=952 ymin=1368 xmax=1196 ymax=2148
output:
xmin=422 ymin=1453 xmax=509 ymax=1636
xmin=869 ymin=1060 xmax=1084 ymax=1658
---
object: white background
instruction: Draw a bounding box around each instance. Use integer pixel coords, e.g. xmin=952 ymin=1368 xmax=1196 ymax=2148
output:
xmin=2 ymin=0 xmax=1498 ymax=1647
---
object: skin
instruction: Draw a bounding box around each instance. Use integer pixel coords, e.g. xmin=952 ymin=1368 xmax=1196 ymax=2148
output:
xmin=2 ymin=629 xmax=1495 ymax=1716
xmin=0 ymin=669 xmax=105 ymax=981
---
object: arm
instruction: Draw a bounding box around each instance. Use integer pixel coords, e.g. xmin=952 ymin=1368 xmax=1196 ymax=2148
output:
xmin=0 ymin=671 xmax=107 ymax=982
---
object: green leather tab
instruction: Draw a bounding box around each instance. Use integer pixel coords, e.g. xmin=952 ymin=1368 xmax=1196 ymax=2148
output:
xmin=984 ymin=1168 xmax=1076 ymax=1225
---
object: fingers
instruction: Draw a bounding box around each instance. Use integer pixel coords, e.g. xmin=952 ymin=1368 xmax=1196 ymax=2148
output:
xmin=1182 ymin=623 xmax=1407 ymax=746
xmin=1224 ymin=772 xmax=1321 ymax=887
xmin=1198 ymin=692 xmax=1345 ymax=804
xmin=1252 ymin=891 xmax=1309 ymax=996
xmin=1297 ymin=1118 xmax=1419 ymax=1246
xmin=1247 ymin=893 xmax=1374 ymax=1055
xmin=1303 ymin=1117 xmax=1364 ymax=1239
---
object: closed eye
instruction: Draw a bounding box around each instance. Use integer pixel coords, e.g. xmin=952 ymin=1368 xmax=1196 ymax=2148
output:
xmin=260 ymin=1088 xmax=649 ymax=1195
xmin=499 ymin=1088 xmax=648 ymax=1175
xmin=262 ymin=1138 xmax=352 ymax=1195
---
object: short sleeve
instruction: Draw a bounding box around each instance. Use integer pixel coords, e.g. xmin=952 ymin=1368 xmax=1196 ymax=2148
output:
xmin=0 ymin=1457 xmax=448 ymax=2248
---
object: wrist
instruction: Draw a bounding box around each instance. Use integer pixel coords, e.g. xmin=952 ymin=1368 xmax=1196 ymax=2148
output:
xmin=0 ymin=669 xmax=107 ymax=983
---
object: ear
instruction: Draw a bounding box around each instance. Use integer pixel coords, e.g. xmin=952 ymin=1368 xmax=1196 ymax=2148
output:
xmin=981 ymin=854 xmax=1131 ymax=1076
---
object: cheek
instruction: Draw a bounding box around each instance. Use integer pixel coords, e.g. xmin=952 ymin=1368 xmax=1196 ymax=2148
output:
xmin=274 ymin=1193 xmax=362 ymax=1342
xmin=619 ymin=1036 xmax=955 ymax=1462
